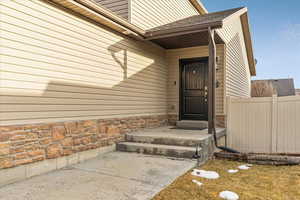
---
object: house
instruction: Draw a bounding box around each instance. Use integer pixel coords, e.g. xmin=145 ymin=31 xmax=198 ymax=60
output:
xmin=251 ymin=79 xmax=296 ymax=97
xmin=296 ymin=89 xmax=300 ymax=95
xmin=0 ymin=0 xmax=255 ymax=171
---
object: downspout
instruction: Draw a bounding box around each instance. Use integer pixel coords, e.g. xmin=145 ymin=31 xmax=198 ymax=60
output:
xmin=207 ymin=27 xmax=239 ymax=153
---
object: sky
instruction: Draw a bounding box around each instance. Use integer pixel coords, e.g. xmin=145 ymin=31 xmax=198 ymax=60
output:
xmin=201 ymin=0 xmax=300 ymax=88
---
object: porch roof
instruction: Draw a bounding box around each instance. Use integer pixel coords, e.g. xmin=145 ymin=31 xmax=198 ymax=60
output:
xmin=145 ymin=7 xmax=244 ymax=41
xmin=144 ymin=7 xmax=256 ymax=76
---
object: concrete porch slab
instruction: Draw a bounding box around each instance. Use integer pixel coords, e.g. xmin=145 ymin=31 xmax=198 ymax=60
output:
xmin=0 ymin=152 xmax=196 ymax=200
xmin=128 ymin=126 xmax=212 ymax=140
xmin=127 ymin=126 xmax=225 ymax=140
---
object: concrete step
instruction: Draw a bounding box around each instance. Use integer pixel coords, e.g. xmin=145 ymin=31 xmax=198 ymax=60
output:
xmin=117 ymin=142 xmax=198 ymax=159
xmin=125 ymin=133 xmax=206 ymax=147
xmin=176 ymin=120 xmax=208 ymax=130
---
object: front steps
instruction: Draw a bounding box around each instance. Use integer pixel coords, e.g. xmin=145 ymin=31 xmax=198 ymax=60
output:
xmin=117 ymin=127 xmax=219 ymax=163
xmin=117 ymin=142 xmax=196 ymax=158
xmin=176 ymin=120 xmax=208 ymax=130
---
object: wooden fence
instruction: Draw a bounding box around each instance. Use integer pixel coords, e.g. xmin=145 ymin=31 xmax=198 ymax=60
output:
xmin=226 ymin=95 xmax=300 ymax=153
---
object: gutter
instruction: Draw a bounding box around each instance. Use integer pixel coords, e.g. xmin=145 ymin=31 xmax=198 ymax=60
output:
xmin=189 ymin=0 xmax=208 ymax=15
xmin=50 ymin=0 xmax=145 ymax=39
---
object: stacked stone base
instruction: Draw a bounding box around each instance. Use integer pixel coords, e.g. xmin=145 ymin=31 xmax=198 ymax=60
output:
xmin=0 ymin=115 xmax=168 ymax=170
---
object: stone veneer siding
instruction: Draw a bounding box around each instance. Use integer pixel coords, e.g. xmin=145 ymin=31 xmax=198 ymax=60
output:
xmin=0 ymin=115 xmax=168 ymax=169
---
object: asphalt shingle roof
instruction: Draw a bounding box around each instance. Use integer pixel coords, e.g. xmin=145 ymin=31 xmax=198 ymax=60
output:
xmin=146 ymin=7 xmax=245 ymax=35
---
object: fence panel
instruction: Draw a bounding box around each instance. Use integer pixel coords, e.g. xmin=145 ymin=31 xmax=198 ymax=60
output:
xmin=227 ymin=96 xmax=300 ymax=153
xmin=276 ymin=96 xmax=300 ymax=153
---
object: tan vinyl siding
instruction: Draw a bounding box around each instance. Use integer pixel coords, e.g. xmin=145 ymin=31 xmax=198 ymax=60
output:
xmin=93 ymin=0 xmax=129 ymax=20
xmin=130 ymin=0 xmax=198 ymax=30
xmin=218 ymin=18 xmax=251 ymax=98
xmin=166 ymin=45 xmax=225 ymax=115
xmin=0 ymin=0 xmax=168 ymax=126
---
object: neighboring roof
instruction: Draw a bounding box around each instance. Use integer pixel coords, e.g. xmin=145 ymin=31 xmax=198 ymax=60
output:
xmin=252 ymin=79 xmax=296 ymax=96
xmin=145 ymin=7 xmax=246 ymax=39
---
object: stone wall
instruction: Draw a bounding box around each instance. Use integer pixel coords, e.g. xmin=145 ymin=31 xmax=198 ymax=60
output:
xmin=0 ymin=115 xmax=168 ymax=169
xmin=168 ymin=114 xmax=179 ymax=126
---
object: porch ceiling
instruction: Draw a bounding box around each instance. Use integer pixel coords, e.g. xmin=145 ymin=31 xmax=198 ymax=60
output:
xmin=148 ymin=31 xmax=224 ymax=49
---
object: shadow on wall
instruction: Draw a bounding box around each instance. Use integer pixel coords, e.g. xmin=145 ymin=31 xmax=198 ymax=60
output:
xmin=3 ymin=39 xmax=168 ymax=126
xmin=0 ymin=39 xmax=169 ymax=169
xmin=108 ymin=42 xmax=128 ymax=80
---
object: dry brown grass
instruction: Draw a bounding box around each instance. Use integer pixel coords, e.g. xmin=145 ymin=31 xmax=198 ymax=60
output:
xmin=153 ymin=159 xmax=300 ymax=200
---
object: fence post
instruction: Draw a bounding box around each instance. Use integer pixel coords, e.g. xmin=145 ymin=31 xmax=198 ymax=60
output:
xmin=271 ymin=95 xmax=278 ymax=153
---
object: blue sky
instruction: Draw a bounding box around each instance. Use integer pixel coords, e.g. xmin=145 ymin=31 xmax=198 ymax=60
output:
xmin=201 ymin=0 xmax=300 ymax=88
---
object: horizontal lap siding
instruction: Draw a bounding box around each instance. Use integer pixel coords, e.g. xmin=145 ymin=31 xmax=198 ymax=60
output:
xmin=93 ymin=0 xmax=129 ymax=20
xmin=0 ymin=0 xmax=168 ymax=126
xmin=131 ymin=0 xmax=198 ymax=30
xmin=218 ymin=18 xmax=251 ymax=100
xmin=166 ymin=45 xmax=225 ymax=115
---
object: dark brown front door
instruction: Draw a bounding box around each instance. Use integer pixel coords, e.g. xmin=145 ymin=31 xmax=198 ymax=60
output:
xmin=180 ymin=58 xmax=208 ymax=120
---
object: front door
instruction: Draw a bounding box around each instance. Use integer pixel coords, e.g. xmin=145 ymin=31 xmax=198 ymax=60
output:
xmin=180 ymin=58 xmax=208 ymax=120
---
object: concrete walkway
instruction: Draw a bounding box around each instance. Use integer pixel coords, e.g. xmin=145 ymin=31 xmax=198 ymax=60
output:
xmin=0 ymin=152 xmax=196 ymax=200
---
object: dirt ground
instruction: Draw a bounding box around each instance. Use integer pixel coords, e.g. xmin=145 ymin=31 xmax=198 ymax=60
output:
xmin=153 ymin=159 xmax=300 ymax=200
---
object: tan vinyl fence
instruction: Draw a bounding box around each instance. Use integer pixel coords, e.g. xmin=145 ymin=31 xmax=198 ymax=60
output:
xmin=226 ymin=95 xmax=300 ymax=153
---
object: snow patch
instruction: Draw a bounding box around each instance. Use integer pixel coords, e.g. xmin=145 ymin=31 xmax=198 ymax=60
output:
xmin=192 ymin=179 xmax=203 ymax=186
xmin=228 ymin=169 xmax=239 ymax=174
xmin=191 ymin=169 xmax=220 ymax=179
xmin=238 ymin=165 xmax=250 ymax=170
xmin=219 ymin=191 xmax=239 ymax=200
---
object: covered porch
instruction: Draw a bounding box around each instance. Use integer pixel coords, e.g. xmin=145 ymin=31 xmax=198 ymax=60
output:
xmin=144 ymin=8 xmax=249 ymax=132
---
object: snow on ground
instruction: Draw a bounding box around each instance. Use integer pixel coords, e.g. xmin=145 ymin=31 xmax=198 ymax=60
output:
xmin=219 ymin=191 xmax=239 ymax=200
xmin=228 ymin=169 xmax=239 ymax=173
xmin=238 ymin=165 xmax=251 ymax=170
xmin=192 ymin=179 xmax=203 ymax=186
xmin=190 ymin=163 xmax=253 ymax=199
xmin=191 ymin=169 xmax=220 ymax=179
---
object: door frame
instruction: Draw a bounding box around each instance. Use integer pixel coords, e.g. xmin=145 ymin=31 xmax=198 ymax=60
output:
xmin=179 ymin=57 xmax=209 ymax=121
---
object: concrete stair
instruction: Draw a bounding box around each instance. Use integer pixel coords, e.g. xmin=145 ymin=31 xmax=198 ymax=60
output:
xmin=176 ymin=120 xmax=208 ymax=130
xmin=125 ymin=133 xmax=203 ymax=147
xmin=117 ymin=142 xmax=197 ymax=158
xmin=117 ymin=126 xmax=217 ymax=161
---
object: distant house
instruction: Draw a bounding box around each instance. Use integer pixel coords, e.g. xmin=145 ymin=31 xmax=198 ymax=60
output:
xmin=251 ymin=79 xmax=295 ymax=97
xmin=296 ymin=89 xmax=300 ymax=96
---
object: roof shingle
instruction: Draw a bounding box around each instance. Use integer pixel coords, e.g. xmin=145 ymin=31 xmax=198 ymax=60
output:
xmin=146 ymin=7 xmax=245 ymax=36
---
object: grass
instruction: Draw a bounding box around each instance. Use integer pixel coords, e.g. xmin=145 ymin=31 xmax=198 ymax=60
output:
xmin=153 ymin=159 xmax=300 ymax=200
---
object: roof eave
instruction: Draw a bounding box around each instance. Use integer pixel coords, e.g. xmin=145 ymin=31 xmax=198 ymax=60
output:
xmin=145 ymin=21 xmax=223 ymax=40
xmin=240 ymin=12 xmax=256 ymax=76
xmin=189 ymin=0 xmax=208 ymax=15
xmin=49 ymin=0 xmax=145 ymax=39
